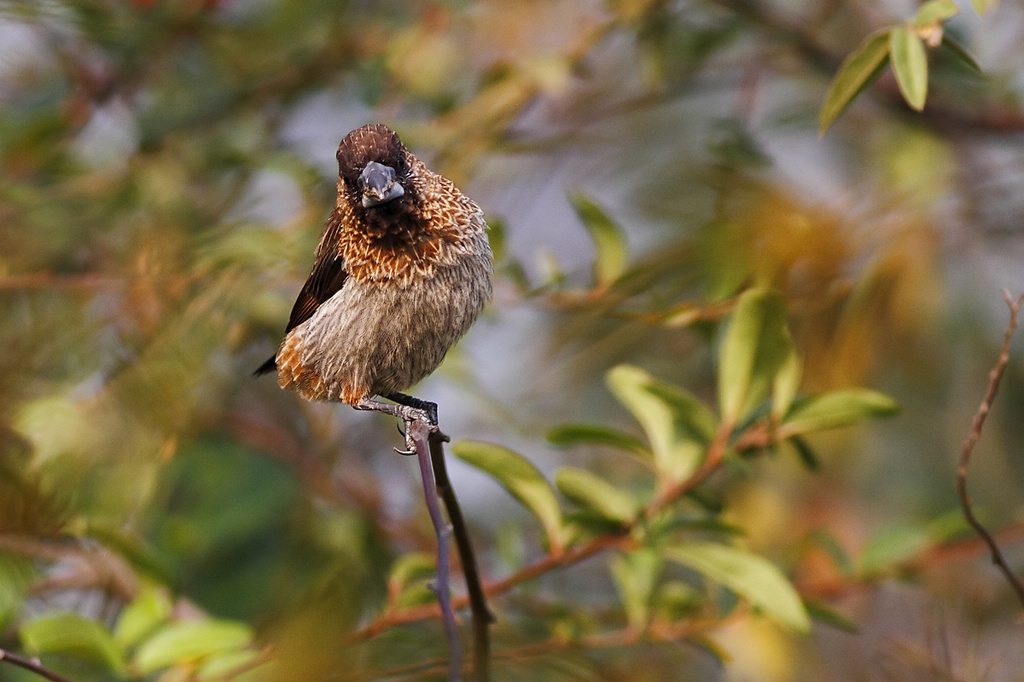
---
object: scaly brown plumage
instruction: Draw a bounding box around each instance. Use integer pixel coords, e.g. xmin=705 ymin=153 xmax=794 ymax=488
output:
xmin=256 ymin=124 xmax=493 ymax=429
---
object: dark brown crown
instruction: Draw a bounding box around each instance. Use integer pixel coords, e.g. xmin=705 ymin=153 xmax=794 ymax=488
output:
xmin=335 ymin=124 xmax=407 ymax=186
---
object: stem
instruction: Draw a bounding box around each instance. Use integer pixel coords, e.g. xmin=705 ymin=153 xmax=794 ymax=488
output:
xmin=429 ymin=431 xmax=493 ymax=682
xmin=0 ymin=650 xmax=73 ymax=682
xmin=408 ymin=419 xmax=462 ymax=681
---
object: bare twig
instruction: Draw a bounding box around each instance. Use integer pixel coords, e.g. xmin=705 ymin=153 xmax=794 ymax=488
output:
xmin=956 ymin=290 xmax=1024 ymax=609
xmin=407 ymin=418 xmax=462 ymax=681
xmin=429 ymin=432 xmax=493 ymax=682
xmin=0 ymin=649 xmax=73 ymax=682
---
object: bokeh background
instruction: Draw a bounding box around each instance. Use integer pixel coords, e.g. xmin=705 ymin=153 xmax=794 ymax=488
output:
xmin=3 ymin=0 xmax=1024 ymax=680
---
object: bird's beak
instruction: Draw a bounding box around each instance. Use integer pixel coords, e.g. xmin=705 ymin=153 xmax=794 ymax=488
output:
xmin=359 ymin=161 xmax=405 ymax=207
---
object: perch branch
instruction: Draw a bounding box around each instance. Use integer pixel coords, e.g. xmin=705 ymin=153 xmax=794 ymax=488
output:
xmin=0 ymin=650 xmax=73 ymax=682
xmin=407 ymin=418 xmax=462 ymax=681
xmin=956 ymin=290 xmax=1024 ymax=609
xmin=429 ymin=432 xmax=493 ymax=682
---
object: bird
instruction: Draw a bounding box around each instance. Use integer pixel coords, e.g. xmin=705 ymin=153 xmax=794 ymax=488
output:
xmin=256 ymin=124 xmax=493 ymax=448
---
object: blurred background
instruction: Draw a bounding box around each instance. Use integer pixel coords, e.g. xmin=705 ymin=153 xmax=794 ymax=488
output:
xmin=3 ymin=0 xmax=1024 ymax=680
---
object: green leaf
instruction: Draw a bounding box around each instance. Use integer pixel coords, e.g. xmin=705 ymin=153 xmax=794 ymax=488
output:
xmin=971 ymin=0 xmax=999 ymax=16
xmin=664 ymin=542 xmax=810 ymax=632
xmin=134 ymin=620 xmax=253 ymax=674
xmin=771 ymin=346 xmax=802 ymax=422
xmin=546 ymin=423 xmax=651 ymax=458
xmin=890 ymin=25 xmax=929 ymax=111
xmin=20 ymin=613 xmax=127 ymax=673
xmin=568 ymin=189 xmax=628 ymax=287
xmin=913 ymin=0 xmax=959 ymax=27
xmin=819 ymin=29 xmax=891 ymax=134
xmin=452 ymin=440 xmax=565 ymax=552
xmin=777 ymin=389 xmax=899 ymax=439
xmin=606 ymin=365 xmax=717 ymax=482
xmin=196 ymin=649 xmax=262 ymax=681
xmin=555 ymin=467 xmax=638 ymax=524
xmin=788 ymin=435 xmax=821 ymax=471
xmin=114 ymin=588 xmax=173 ymax=648
xmin=939 ymin=35 xmax=982 ymax=72
xmin=717 ymin=289 xmax=793 ymax=426
xmin=858 ymin=521 xmax=930 ymax=576
xmin=387 ymin=552 xmax=437 ymax=590
xmin=806 ymin=602 xmax=859 ymax=633
xmin=609 ymin=549 xmax=661 ymax=630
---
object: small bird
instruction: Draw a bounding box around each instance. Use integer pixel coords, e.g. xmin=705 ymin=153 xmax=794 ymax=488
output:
xmin=256 ymin=124 xmax=493 ymax=446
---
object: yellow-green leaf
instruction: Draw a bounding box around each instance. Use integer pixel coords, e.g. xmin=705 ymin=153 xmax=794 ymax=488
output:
xmin=609 ymin=549 xmax=661 ymax=630
xmin=606 ymin=365 xmax=717 ymax=482
xmin=664 ymin=543 xmax=810 ymax=633
xmin=569 ymin=189 xmax=628 ymax=287
xmin=819 ymin=29 xmax=891 ymax=134
xmin=452 ymin=440 xmax=564 ymax=552
xmin=547 ymin=423 xmax=651 ymax=458
xmin=971 ymin=0 xmax=999 ymax=16
xmin=777 ymin=389 xmax=899 ymax=439
xmin=555 ymin=467 xmax=638 ymax=524
xmin=890 ymin=25 xmax=929 ymax=111
xmin=717 ymin=289 xmax=793 ymax=426
xmin=913 ymin=0 xmax=959 ymax=28
xmin=134 ymin=620 xmax=253 ymax=674
xmin=21 ymin=613 xmax=127 ymax=673
xmin=114 ymin=588 xmax=173 ymax=648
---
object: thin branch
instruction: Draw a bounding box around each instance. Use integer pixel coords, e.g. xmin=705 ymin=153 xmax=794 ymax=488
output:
xmin=955 ymin=290 xmax=1024 ymax=609
xmin=0 ymin=650 xmax=73 ymax=682
xmin=429 ymin=432 xmax=493 ymax=682
xmin=408 ymin=418 xmax=462 ymax=681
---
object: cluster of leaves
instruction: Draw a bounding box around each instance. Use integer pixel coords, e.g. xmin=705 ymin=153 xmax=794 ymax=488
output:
xmin=447 ymin=288 xmax=897 ymax=643
xmin=820 ymin=0 xmax=989 ymax=131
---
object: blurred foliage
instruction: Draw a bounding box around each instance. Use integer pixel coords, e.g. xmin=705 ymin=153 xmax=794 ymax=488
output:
xmin=3 ymin=0 xmax=1024 ymax=680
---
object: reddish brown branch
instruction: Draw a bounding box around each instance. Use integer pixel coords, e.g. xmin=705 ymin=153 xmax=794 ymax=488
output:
xmin=955 ymin=290 xmax=1024 ymax=609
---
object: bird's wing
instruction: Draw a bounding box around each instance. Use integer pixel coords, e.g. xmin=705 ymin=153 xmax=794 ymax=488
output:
xmin=285 ymin=212 xmax=348 ymax=333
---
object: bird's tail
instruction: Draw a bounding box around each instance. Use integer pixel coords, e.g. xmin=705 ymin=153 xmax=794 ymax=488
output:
xmin=254 ymin=356 xmax=277 ymax=376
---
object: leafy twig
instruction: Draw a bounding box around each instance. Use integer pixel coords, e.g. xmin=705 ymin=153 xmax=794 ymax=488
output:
xmin=0 ymin=649 xmax=73 ymax=682
xmin=407 ymin=418 xmax=461 ymax=681
xmin=429 ymin=432 xmax=493 ymax=682
xmin=955 ymin=290 xmax=1024 ymax=609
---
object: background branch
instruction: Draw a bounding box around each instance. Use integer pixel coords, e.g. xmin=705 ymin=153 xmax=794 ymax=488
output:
xmin=955 ymin=290 xmax=1024 ymax=609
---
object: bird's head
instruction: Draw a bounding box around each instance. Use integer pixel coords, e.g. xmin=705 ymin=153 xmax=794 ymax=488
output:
xmin=337 ymin=124 xmax=410 ymax=211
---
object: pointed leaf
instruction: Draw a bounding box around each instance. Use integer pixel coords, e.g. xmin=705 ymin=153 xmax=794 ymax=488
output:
xmin=939 ymin=35 xmax=982 ymax=72
xmin=555 ymin=467 xmax=638 ymax=524
xmin=546 ymin=423 xmax=651 ymax=458
xmin=569 ymin=189 xmax=628 ymax=287
xmin=771 ymin=346 xmax=802 ymax=422
xmin=20 ymin=613 xmax=127 ymax=673
xmin=452 ymin=440 xmax=564 ymax=552
xmin=777 ymin=389 xmax=899 ymax=439
xmin=806 ymin=602 xmax=859 ymax=633
xmin=819 ymin=29 xmax=891 ymax=134
xmin=606 ymin=365 xmax=717 ymax=482
xmin=609 ymin=549 xmax=662 ymax=630
xmin=664 ymin=542 xmax=810 ymax=632
xmin=718 ymin=289 xmax=793 ymax=426
xmin=971 ymin=0 xmax=998 ymax=15
xmin=913 ymin=0 xmax=959 ymax=27
xmin=890 ymin=25 xmax=929 ymax=111
xmin=858 ymin=521 xmax=930 ymax=576
xmin=135 ymin=620 xmax=253 ymax=674
xmin=115 ymin=588 xmax=173 ymax=648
